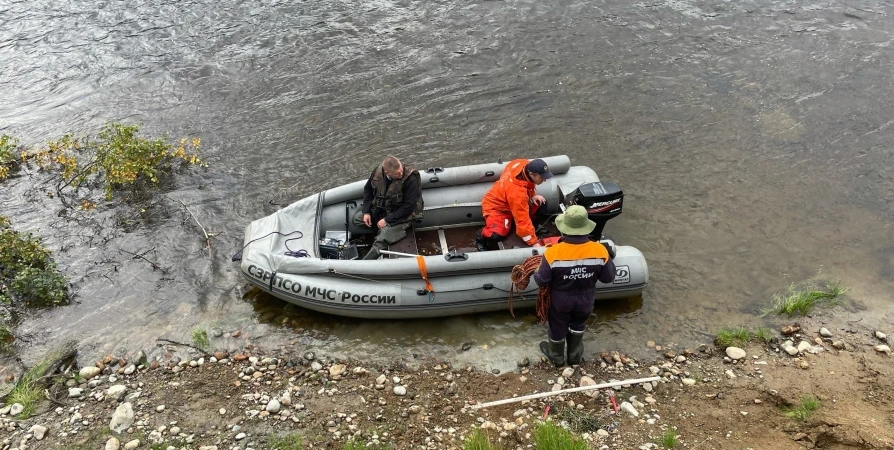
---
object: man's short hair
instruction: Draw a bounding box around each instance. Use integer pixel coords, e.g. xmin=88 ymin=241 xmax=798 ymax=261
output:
xmin=383 ymin=156 xmax=402 ymax=172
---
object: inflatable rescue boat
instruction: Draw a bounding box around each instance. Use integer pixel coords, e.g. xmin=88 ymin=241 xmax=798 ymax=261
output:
xmin=237 ymin=155 xmax=648 ymax=319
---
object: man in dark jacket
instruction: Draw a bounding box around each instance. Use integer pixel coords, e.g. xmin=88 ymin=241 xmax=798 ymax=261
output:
xmin=352 ymin=156 xmax=424 ymax=260
xmin=533 ymin=205 xmax=616 ymax=366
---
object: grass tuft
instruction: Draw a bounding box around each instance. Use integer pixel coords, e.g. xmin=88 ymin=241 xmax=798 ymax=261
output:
xmin=463 ymin=428 xmax=503 ymax=450
xmin=657 ymin=428 xmax=679 ymax=448
xmin=268 ymin=432 xmax=303 ymax=450
xmin=191 ymin=327 xmax=209 ymax=349
xmin=753 ymin=327 xmax=773 ymax=344
xmin=763 ymin=281 xmax=847 ymax=317
xmin=343 ymin=440 xmax=391 ymax=450
xmin=784 ymin=395 xmax=820 ymax=421
xmin=532 ymin=420 xmax=588 ymax=450
xmin=7 ymin=353 xmax=55 ymax=418
xmin=714 ymin=327 xmax=753 ymax=347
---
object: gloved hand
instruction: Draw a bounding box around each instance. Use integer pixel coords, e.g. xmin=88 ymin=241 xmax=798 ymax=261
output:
xmin=603 ymin=241 xmax=616 ymax=259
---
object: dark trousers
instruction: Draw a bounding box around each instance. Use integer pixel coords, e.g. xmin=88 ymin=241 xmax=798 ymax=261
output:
xmin=547 ymin=295 xmax=593 ymax=341
xmin=351 ymin=210 xmax=409 ymax=260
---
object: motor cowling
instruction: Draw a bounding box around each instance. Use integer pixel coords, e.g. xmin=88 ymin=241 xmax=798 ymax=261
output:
xmin=564 ymin=181 xmax=623 ymax=239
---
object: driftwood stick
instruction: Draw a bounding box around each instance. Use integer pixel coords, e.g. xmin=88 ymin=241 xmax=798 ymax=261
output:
xmin=468 ymin=376 xmax=661 ymax=410
xmin=171 ymin=197 xmax=212 ymax=256
xmin=117 ymin=248 xmax=166 ymax=272
xmin=155 ymin=338 xmax=211 ymax=357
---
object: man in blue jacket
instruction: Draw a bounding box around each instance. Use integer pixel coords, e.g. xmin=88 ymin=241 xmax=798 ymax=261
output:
xmin=533 ymin=205 xmax=616 ymax=366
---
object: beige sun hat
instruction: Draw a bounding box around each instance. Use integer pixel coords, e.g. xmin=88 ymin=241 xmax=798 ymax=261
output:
xmin=555 ymin=205 xmax=597 ymax=235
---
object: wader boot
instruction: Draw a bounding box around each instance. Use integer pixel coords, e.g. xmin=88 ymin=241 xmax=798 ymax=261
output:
xmin=539 ymin=338 xmax=566 ymax=367
xmin=566 ymin=329 xmax=585 ymax=366
xmin=475 ymin=229 xmax=489 ymax=252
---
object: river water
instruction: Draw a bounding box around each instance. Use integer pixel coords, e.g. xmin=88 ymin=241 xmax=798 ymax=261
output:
xmin=1 ymin=0 xmax=893 ymax=373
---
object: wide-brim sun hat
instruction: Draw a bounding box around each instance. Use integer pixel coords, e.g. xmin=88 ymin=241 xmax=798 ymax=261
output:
xmin=555 ymin=205 xmax=597 ymax=235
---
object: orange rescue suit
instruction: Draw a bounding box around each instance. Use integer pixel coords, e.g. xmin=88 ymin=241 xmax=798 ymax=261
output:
xmin=481 ymin=159 xmax=540 ymax=245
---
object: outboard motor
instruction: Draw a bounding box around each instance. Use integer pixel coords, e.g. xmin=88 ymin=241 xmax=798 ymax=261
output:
xmin=564 ymin=181 xmax=623 ymax=239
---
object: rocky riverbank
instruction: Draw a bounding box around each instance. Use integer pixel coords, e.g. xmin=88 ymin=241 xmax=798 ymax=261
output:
xmin=1 ymin=314 xmax=893 ymax=450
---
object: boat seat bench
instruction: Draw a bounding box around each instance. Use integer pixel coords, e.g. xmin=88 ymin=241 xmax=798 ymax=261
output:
xmin=498 ymin=233 xmax=528 ymax=250
xmin=387 ymin=226 xmax=419 ymax=257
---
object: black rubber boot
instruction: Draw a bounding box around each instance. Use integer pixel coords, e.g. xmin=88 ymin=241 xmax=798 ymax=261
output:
xmin=539 ymin=338 xmax=566 ymax=367
xmin=475 ymin=229 xmax=489 ymax=252
xmin=566 ymin=329 xmax=584 ymax=366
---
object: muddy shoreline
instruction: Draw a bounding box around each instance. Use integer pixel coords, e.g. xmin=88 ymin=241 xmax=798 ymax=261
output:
xmin=1 ymin=310 xmax=892 ymax=450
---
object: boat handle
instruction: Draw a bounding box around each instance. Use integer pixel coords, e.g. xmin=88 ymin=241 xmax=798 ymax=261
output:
xmin=425 ymin=167 xmax=444 ymax=173
xmin=444 ymin=250 xmax=468 ymax=262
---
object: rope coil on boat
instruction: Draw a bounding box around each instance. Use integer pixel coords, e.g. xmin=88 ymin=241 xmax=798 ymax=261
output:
xmin=509 ymin=255 xmax=550 ymax=321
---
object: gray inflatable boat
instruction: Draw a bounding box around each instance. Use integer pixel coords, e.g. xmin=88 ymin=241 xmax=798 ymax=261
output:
xmin=239 ymin=155 xmax=648 ymax=319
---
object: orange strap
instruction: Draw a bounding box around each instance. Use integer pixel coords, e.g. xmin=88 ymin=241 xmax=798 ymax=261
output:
xmin=415 ymin=255 xmax=435 ymax=301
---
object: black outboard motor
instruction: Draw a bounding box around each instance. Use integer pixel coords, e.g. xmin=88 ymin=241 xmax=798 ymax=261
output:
xmin=564 ymin=181 xmax=623 ymax=239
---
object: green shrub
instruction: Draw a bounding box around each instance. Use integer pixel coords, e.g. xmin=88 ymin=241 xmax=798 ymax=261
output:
xmin=0 ymin=322 xmax=11 ymax=342
xmin=12 ymin=266 xmax=68 ymax=307
xmin=0 ymin=134 xmax=19 ymax=179
xmin=0 ymin=218 xmax=68 ymax=308
xmin=20 ymin=123 xmax=202 ymax=202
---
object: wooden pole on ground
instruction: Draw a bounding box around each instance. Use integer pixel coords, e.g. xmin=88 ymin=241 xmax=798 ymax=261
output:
xmin=468 ymin=376 xmax=660 ymax=410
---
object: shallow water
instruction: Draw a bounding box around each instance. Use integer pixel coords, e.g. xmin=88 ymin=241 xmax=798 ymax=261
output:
xmin=2 ymin=0 xmax=893 ymax=372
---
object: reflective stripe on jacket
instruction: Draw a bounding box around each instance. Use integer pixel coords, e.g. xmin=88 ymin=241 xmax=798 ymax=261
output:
xmin=533 ymin=236 xmax=616 ymax=297
xmin=481 ymin=159 xmax=538 ymax=245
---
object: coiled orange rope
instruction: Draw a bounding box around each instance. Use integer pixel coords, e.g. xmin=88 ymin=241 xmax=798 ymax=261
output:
xmin=509 ymin=255 xmax=551 ymax=322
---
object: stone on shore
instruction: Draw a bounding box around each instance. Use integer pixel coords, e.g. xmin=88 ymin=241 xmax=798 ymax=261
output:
xmin=79 ymin=366 xmax=102 ymax=380
xmin=110 ymin=403 xmax=134 ymax=433
xmin=620 ymin=401 xmax=639 ymax=417
xmin=105 ymin=437 xmax=120 ymax=450
xmin=30 ymin=424 xmax=48 ymax=440
xmin=725 ymin=347 xmax=746 ymax=360
xmin=329 ymin=364 xmax=346 ymax=377
xmin=106 ymin=385 xmax=128 ymax=402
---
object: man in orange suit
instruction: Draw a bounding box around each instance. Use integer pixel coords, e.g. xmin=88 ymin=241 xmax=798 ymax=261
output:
xmin=475 ymin=158 xmax=553 ymax=251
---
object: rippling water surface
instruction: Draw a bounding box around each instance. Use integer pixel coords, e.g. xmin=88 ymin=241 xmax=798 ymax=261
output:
xmin=2 ymin=0 xmax=893 ymax=372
